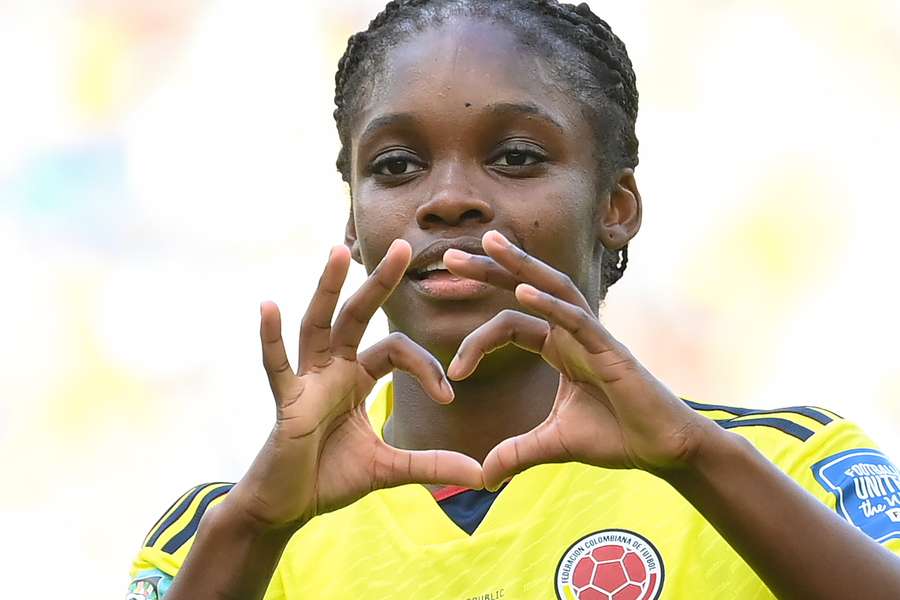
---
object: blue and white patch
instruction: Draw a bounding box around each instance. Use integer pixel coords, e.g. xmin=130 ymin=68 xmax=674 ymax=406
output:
xmin=813 ymin=448 xmax=900 ymax=544
xmin=127 ymin=569 xmax=173 ymax=599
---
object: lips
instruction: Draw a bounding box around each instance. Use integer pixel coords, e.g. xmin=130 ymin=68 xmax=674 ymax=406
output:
xmin=406 ymin=237 xmax=491 ymax=300
xmin=409 ymin=258 xmax=451 ymax=281
xmin=406 ymin=237 xmax=487 ymax=279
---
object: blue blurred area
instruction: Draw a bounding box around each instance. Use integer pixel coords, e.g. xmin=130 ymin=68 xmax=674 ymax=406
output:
xmin=1 ymin=138 xmax=133 ymax=250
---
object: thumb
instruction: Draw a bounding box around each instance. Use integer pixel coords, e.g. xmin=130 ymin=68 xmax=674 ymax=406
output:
xmin=373 ymin=442 xmax=484 ymax=491
xmin=482 ymin=421 xmax=570 ymax=491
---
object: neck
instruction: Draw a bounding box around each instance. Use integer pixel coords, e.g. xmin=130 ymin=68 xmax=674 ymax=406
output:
xmin=384 ymin=348 xmax=558 ymax=464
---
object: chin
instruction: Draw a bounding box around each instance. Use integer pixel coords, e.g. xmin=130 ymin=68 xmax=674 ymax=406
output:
xmin=390 ymin=314 xmax=489 ymax=365
xmin=386 ymin=285 xmax=518 ymax=363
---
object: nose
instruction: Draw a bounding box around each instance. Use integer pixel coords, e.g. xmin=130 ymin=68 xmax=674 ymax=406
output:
xmin=415 ymin=163 xmax=494 ymax=229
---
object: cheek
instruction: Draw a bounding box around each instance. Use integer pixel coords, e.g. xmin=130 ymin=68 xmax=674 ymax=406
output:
xmin=517 ymin=183 xmax=597 ymax=289
xmin=353 ymin=201 xmax=409 ymax=273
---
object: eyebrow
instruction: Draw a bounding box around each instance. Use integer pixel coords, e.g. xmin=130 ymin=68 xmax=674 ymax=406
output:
xmin=358 ymin=102 xmax=565 ymax=142
xmin=483 ymin=102 xmax=565 ymax=132
xmin=359 ymin=113 xmax=418 ymax=144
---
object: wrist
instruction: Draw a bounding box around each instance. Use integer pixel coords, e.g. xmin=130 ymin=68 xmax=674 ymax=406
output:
xmin=654 ymin=418 xmax=752 ymax=489
xmin=213 ymin=494 xmax=305 ymax=543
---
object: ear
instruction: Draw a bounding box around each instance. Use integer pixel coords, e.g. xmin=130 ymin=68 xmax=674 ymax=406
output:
xmin=344 ymin=204 xmax=363 ymax=264
xmin=595 ymin=168 xmax=642 ymax=250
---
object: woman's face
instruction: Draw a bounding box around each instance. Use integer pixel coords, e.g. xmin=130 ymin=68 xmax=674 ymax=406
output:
xmin=346 ymin=17 xmax=639 ymax=360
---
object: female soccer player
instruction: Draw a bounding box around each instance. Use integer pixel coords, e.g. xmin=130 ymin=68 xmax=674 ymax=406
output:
xmin=129 ymin=1 xmax=900 ymax=598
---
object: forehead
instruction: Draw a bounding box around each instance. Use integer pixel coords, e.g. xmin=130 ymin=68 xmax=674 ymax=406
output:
xmin=351 ymin=18 xmax=586 ymax=136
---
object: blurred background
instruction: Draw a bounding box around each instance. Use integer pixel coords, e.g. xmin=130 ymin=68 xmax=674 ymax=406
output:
xmin=1 ymin=0 xmax=898 ymax=596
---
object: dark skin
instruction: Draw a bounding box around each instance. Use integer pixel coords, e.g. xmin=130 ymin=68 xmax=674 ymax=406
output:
xmin=164 ymin=18 xmax=900 ymax=600
xmin=346 ymin=21 xmax=638 ymax=462
xmin=347 ymin=19 xmax=641 ymax=460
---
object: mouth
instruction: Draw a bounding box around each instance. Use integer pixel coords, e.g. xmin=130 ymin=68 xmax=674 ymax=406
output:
xmin=407 ymin=268 xmax=491 ymax=300
xmin=406 ymin=238 xmax=492 ymax=300
xmin=408 ymin=258 xmax=453 ymax=281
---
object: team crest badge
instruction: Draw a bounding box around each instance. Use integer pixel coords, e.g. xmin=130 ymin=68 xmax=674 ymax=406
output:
xmin=555 ymin=529 xmax=664 ymax=600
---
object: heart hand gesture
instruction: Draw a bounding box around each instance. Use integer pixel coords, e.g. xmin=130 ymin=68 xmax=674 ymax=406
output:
xmin=444 ymin=231 xmax=713 ymax=491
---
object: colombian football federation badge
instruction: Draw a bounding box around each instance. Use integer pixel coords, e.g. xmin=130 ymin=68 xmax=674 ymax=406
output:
xmin=555 ymin=529 xmax=664 ymax=600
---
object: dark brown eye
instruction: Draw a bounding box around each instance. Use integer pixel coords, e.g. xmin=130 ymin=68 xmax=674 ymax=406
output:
xmin=492 ymin=145 xmax=544 ymax=168
xmin=372 ymin=153 xmax=424 ymax=177
xmin=386 ymin=159 xmax=409 ymax=175
xmin=505 ymin=151 xmax=528 ymax=166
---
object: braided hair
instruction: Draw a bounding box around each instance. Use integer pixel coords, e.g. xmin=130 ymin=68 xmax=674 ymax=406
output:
xmin=333 ymin=0 xmax=638 ymax=296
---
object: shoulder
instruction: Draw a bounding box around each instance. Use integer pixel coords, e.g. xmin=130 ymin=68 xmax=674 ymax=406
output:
xmin=683 ymin=397 xmax=842 ymax=444
xmin=131 ymin=482 xmax=234 ymax=578
xmin=683 ymin=397 xmax=867 ymax=481
xmin=682 ymin=396 xmax=883 ymax=470
xmin=686 ymin=397 xmax=900 ymax=548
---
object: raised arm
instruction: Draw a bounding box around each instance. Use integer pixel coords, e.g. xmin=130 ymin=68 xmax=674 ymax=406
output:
xmin=163 ymin=241 xmax=482 ymax=600
xmin=445 ymin=229 xmax=900 ymax=600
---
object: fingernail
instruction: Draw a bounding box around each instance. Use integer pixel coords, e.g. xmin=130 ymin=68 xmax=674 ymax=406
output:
xmin=447 ymin=356 xmax=460 ymax=379
xmin=444 ymin=248 xmax=468 ymax=260
xmin=442 ymin=377 xmax=455 ymax=401
xmin=486 ymin=230 xmax=509 ymax=247
xmin=516 ymin=283 xmax=538 ymax=297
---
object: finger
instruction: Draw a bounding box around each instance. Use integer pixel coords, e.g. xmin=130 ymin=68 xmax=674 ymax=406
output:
xmin=447 ymin=310 xmax=549 ymax=380
xmin=331 ymin=239 xmax=412 ymax=360
xmin=442 ymin=249 xmax=519 ymax=291
xmin=481 ymin=230 xmax=592 ymax=312
xmin=482 ymin=421 xmax=570 ymax=491
xmin=259 ymin=301 xmax=293 ymax=397
xmin=515 ymin=283 xmax=612 ymax=355
xmin=298 ymin=245 xmax=351 ymax=372
xmin=358 ymin=333 xmax=455 ymax=404
xmin=374 ymin=442 xmax=485 ymax=491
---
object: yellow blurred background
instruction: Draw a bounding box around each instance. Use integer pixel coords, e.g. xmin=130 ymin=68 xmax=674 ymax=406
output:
xmin=1 ymin=0 xmax=898 ymax=596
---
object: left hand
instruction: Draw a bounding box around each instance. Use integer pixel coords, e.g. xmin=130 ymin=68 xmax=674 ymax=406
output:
xmin=444 ymin=230 xmax=718 ymax=491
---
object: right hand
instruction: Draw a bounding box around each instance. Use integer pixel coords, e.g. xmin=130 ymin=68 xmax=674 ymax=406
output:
xmin=227 ymin=240 xmax=484 ymax=533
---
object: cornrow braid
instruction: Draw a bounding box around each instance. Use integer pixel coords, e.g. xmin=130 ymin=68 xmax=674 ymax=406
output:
xmin=333 ymin=0 xmax=638 ymax=297
xmin=535 ymin=1 xmax=638 ymax=120
xmin=333 ymin=0 xmax=432 ymax=181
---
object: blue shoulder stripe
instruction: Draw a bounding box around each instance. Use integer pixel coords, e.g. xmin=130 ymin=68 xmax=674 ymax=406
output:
xmin=146 ymin=482 xmax=232 ymax=549
xmin=715 ymin=417 xmax=815 ymax=441
xmin=161 ymin=483 xmax=234 ymax=554
xmin=683 ymin=399 xmax=754 ymax=416
xmin=683 ymin=399 xmax=834 ymax=426
xmin=760 ymin=406 xmax=833 ymax=425
xmin=144 ymin=484 xmax=203 ymax=546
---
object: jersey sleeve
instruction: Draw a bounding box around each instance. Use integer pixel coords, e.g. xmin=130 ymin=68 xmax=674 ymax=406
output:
xmin=127 ymin=481 xmax=290 ymax=599
xmin=784 ymin=418 xmax=900 ymax=554
xmin=127 ymin=482 xmax=234 ymax=596
xmin=684 ymin=398 xmax=900 ymax=554
xmin=127 ymin=568 xmax=173 ymax=599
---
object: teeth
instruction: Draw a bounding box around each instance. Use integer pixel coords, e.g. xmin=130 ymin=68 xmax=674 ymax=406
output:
xmin=421 ymin=260 xmax=447 ymax=273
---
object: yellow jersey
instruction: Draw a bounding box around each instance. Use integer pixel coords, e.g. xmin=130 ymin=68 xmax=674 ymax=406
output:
xmin=129 ymin=382 xmax=900 ymax=599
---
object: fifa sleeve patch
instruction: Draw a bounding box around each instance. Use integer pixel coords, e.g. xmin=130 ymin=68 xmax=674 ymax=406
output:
xmin=812 ymin=448 xmax=900 ymax=544
xmin=127 ymin=569 xmax=173 ymax=599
